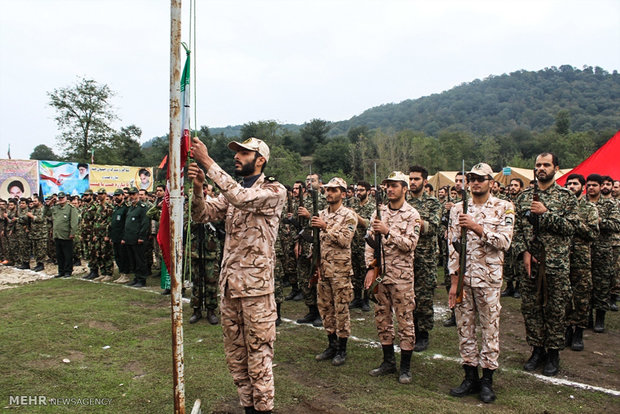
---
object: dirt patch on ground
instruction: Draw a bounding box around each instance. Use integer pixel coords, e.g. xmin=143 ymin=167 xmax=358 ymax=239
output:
xmin=0 ymin=263 xmax=54 ymax=290
xmin=123 ymin=361 xmax=147 ymax=380
xmin=87 ymin=320 xmax=119 ymax=331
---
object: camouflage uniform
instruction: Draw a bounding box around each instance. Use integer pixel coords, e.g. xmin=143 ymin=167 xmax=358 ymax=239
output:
xmin=611 ymin=198 xmax=620 ymax=298
xmin=513 ymin=183 xmax=578 ymax=350
xmin=28 ymin=205 xmax=48 ymax=265
xmin=81 ymin=201 xmax=97 ymax=272
xmin=407 ymin=192 xmax=441 ymax=332
xmin=16 ymin=205 xmax=31 ymax=265
xmin=590 ymin=198 xmax=620 ymax=311
xmin=440 ymin=197 xmax=461 ymax=290
xmin=191 ymin=163 xmax=286 ymax=413
xmin=189 ymin=222 xmax=219 ymax=312
xmin=0 ymin=205 xmax=7 ymax=260
xmin=46 ymin=210 xmax=56 ymax=263
xmin=566 ymin=198 xmax=598 ymax=328
xmin=93 ymin=201 xmax=114 ymax=276
xmin=5 ymin=207 xmax=18 ymax=264
xmin=502 ymin=193 xmax=522 ymax=291
xmin=317 ymin=204 xmax=357 ymax=338
xmin=143 ymin=200 xmax=155 ymax=275
xmin=365 ymin=203 xmax=421 ymax=350
xmin=351 ymin=197 xmax=376 ymax=302
xmin=448 ymin=196 xmax=514 ymax=370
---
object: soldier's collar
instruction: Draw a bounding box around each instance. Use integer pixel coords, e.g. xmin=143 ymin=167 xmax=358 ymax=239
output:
xmin=242 ymin=173 xmax=262 ymax=188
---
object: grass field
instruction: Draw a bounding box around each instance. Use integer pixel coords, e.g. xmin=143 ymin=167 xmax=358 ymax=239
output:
xmin=1 ymin=274 xmax=619 ymax=413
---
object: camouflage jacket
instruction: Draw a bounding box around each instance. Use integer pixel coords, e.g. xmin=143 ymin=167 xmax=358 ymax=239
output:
xmin=365 ymin=202 xmax=421 ymax=284
xmin=448 ymin=196 xmax=514 ymax=288
xmin=407 ymin=192 xmax=441 ymax=254
xmin=297 ymin=190 xmax=327 ymax=255
xmin=570 ymin=197 xmax=599 ymax=269
xmin=591 ymin=197 xmax=620 ymax=246
xmin=512 ymin=183 xmax=578 ymax=272
xmin=5 ymin=208 xmax=17 ymax=234
xmin=29 ymin=205 xmax=47 ymax=239
xmin=191 ymin=163 xmax=286 ymax=298
xmin=93 ymin=202 xmax=113 ymax=237
xmin=318 ymin=204 xmax=357 ymax=278
xmin=352 ymin=197 xmax=376 ymax=248
xmin=80 ymin=202 xmax=97 ymax=235
xmin=16 ymin=207 xmax=30 ymax=236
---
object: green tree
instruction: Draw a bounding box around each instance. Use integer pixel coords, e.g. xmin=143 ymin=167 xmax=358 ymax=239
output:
xmin=48 ymin=77 xmax=118 ymax=161
xmin=30 ymin=144 xmax=59 ymax=161
xmin=98 ymin=125 xmax=146 ymax=166
xmin=555 ymin=110 xmax=571 ymax=135
xmin=300 ymin=119 xmax=330 ymax=155
xmin=266 ymin=145 xmax=304 ymax=185
xmin=313 ymin=137 xmax=352 ymax=175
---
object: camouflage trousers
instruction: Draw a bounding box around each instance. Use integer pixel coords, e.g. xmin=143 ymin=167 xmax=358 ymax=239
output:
xmin=30 ymin=238 xmax=47 ymax=263
xmin=0 ymin=233 xmax=7 ymax=260
xmin=17 ymin=233 xmax=30 ymax=264
xmin=414 ymin=254 xmax=437 ymax=332
xmin=374 ymin=282 xmax=416 ymax=351
xmin=609 ymin=245 xmax=620 ymax=296
xmin=90 ymin=237 xmax=114 ymax=275
xmin=503 ymin=250 xmax=517 ymax=285
xmin=144 ymin=236 xmax=154 ymax=273
xmin=566 ymin=266 xmax=592 ymax=328
xmin=520 ymin=262 xmax=571 ymax=350
xmin=591 ymin=245 xmax=614 ymax=311
xmin=73 ymin=236 xmax=81 ymax=263
xmin=220 ymin=291 xmax=276 ymax=412
xmin=297 ymin=253 xmax=317 ymax=307
xmin=84 ymin=236 xmax=97 ymax=270
xmin=317 ymin=276 xmax=353 ymax=338
xmin=455 ymin=284 xmax=501 ymax=370
xmin=351 ymin=242 xmax=366 ymax=297
xmin=47 ymin=232 xmax=56 ymax=263
xmin=282 ymin=242 xmax=297 ymax=288
xmin=7 ymin=234 xmax=18 ymax=263
xmin=274 ymin=252 xmax=285 ymax=305
xmin=190 ymin=258 xmax=218 ymax=311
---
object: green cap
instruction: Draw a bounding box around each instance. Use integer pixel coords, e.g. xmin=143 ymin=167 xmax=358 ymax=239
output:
xmin=113 ymin=189 xmax=124 ymax=196
xmin=57 ymin=192 xmax=67 ymax=198
xmin=128 ymin=187 xmax=139 ymax=194
xmin=97 ymin=188 xmax=107 ymax=195
xmin=83 ymin=189 xmax=94 ymax=195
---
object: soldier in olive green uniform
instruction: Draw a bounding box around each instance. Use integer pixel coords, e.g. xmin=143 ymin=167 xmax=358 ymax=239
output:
xmin=139 ymin=189 xmax=154 ymax=276
xmin=513 ymin=153 xmax=579 ymax=377
xmin=45 ymin=192 xmax=79 ymax=277
xmin=110 ymin=189 xmax=131 ymax=284
xmin=15 ymin=198 xmax=31 ymax=269
xmin=502 ymin=178 xmax=524 ymax=298
xmin=284 ymin=181 xmax=305 ymax=301
xmin=92 ymin=189 xmax=115 ymax=282
xmin=189 ymin=222 xmax=220 ymax=325
xmin=407 ymin=166 xmax=441 ymax=352
xmin=122 ymin=187 xmax=150 ymax=287
xmin=81 ymin=189 xmax=98 ymax=279
xmin=4 ymin=199 xmax=18 ymax=266
xmin=27 ymin=197 xmax=47 ymax=272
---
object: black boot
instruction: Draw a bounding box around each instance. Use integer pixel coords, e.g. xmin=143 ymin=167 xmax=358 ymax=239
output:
xmin=206 ymin=309 xmax=219 ymax=325
xmin=315 ymin=333 xmax=338 ymax=361
xmin=594 ymin=309 xmax=605 ymax=333
xmin=83 ymin=269 xmax=98 ymax=280
xmin=350 ymin=289 xmax=362 ymax=309
xmin=443 ymin=310 xmax=456 ymax=327
xmin=18 ymin=262 xmax=30 ymax=270
xmin=513 ymin=281 xmax=521 ymax=299
xmin=449 ymin=365 xmax=480 ymax=397
xmin=571 ymin=327 xmax=584 ymax=351
xmin=361 ymin=292 xmax=371 ymax=312
xmin=564 ymin=325 xmax=574 ymax=348
xmin=414 ymin=330 xmax=429 ymax=352
xmin=189 ymin=308 xmax=202 ymax=324
xmin=369 ymin=344 xmax=396 ymax=376
xmin=610 ymin=293 xmax=618 ymax=312
xmin=33 ymin=262 xmax=44 ymax=272
xmin=399 ymin=350 xmax=413 ymax=384
xmin=543 ymin=348 xmax=559 ymax=376
xmin=275 ymin=303 xmax=282 ymax=327
xmin=297 ymin=305 xmax=319 ymax=324
xmin=244 ymin=407 xmax=255 ymax=414
xmin=587 ymin=310 xmax=593 ymax=329
xmin=479 ymin=368 xmax=496 ymax=403
xmin=501 ymin=281 xmax=514 ymax=297
xmin=312 ymin=313 xmax=323 ymax=327
xmin=332 ymin=337 xmax=348 ymax=366
xmin=523 ymin=346 xmax=546 ymax=371
xmin=285 ymin=287 xmax=299 ymax=301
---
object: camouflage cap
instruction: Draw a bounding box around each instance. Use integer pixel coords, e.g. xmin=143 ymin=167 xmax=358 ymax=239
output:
xmin=228 ymin=137 xmax=270 ymax=162
xmin=57 ymin=192 xmax=67 ymax=198
xmin=113 ymin=189 xmax=124 ymax=196
xmin=468 ymin=162 xmax=494 ymax=178
xmin=382 ymin=171 xmax=409 ymax=188
xmin=83 ymin=189 xmax=94 ymax=195
xmin=323 ymin=177 xmax=347 ymax=190
xmin=97 ymin=188 xmax=107 ymax=195
xmin=128 ymin=187 xmax=139 ymax=194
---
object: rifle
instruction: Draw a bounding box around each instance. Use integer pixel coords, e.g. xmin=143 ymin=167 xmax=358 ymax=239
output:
xmin=197 ymin=223 xmax=206 ymax=312
xmin=365 ymin=163 xmax=384 ymax=300
xmin=528 ymin=175 xmax=547 ymax=306
xmin=308 ymin=188 xmax=321 ymax=286
xmin=455 ymin=161 xmax=467 ymax=304
xmin=281 ymin=190 xmax=302 ymax=232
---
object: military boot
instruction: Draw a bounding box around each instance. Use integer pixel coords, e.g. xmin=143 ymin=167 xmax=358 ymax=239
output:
xmin=593 ymin=309 xmax=605 ymax=333
xmin=83 ymin=269 xmax=98 ymax=280
xmin=284 ymin=287 xmax=300 ymax=301
xmin=571 ymin=327 xmax=584 ymax=351
xmin=369 ymin=344 xmax=397 ymax=376
xmin=93 ymin=272 xmax=106 ymax=281
xmin=399 ymin=350 xmax=413 ymax=384
xmin=315 ymin=333 xmax=338 ymax=361
xmin=443 ymin=310 xmax=456 ymax=327
xmin=479 ymin=368 xmax=496 ymax=403
xmin=523 ymin=346 xmax=546 ymax=371
xmin=513 ymin=281 xmax=521 ymax=299
xmin=275 ymin=303 xmax=282 ymax=327
xmin=414 ymin=330 xmax=429 ymax=352
xmin=332 ymin=337 xmax=348 ymax=366
xmin=449 ymin=365 xmax=480 ymax=397
xmin=609 ymin=294 xmax=618 ymax=312
xmin=297 ymin=305 xmax=319 ymax=324
xmin=350 ymin=290 xmax=362 ymax=309
xmin=312 ymin=314 xmax=323 ymax=327
xmin=587 ymin=310 xmax=593 ymax=329
xmin=17 ymin=262 xmax=30 ymax=270
xmin=114 ymin=273 xmax=130 ymax=284
xmin=500 ymin=281 xmax=514 ymax=297
xmin=206 ymin=309 xmax=219 ymax=325
xmin=33 ymin=262 xmax=44 ymax=272
xmin=543 ymin=348 xmax=559 ymax=376
xmin=189 ymin=309 xmax=202 ymax=324
xmin=361 ymin=292 xmax=371 ymax=312
xmin=564 ymin=325 xmax=574 ymax=348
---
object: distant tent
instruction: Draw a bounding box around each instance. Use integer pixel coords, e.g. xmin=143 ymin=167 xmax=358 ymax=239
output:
xmin=556 ymin=131 xmax=620 ymax=186
xmin=495 ymin=166 xmax=572 ymax=187
xmin=427 ymin=171 xmax=460 ymax=193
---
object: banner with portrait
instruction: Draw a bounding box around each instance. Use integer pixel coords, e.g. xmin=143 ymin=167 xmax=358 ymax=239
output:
xmin=39 ymin=161 xmax=91 ymax=197
xmin=89 ymin=165 xmax=153 ymax=192
xmin=0 ymin=159 xmax=39 ymax=199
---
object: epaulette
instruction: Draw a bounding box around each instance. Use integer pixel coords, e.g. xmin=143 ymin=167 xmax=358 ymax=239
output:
xmin=140 ymin=203 xmax=146 ymax=208
xmin=265 ymin=176 xmax=278 ymax=182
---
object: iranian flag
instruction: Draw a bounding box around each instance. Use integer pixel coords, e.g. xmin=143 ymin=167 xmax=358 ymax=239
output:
xmin=157 ymin=48 xmax=191 ymax=276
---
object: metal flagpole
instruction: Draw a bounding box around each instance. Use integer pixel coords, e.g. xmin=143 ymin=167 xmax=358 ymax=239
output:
xmin=169 ymin=0 xmax=186 ymax=413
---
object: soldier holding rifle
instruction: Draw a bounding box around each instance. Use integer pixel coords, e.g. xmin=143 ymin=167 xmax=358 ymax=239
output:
xmin=447 ymin=163 xmax=514 ymax=403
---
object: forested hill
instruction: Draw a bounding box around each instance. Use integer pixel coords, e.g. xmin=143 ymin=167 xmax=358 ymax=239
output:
xmin=210 ymin=65 xmax=619 ymax=137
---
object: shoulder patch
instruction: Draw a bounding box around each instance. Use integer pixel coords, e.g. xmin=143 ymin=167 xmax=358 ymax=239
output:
xmin=505 ymin=209 xmax=515 ymax=215
xmin=505 ymin=216 xmax=514 ymax=225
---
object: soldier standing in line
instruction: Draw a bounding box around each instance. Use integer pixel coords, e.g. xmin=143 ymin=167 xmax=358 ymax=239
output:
xmin=139 ymin=189 xmax=154 ymax=276
xmin=189 ymin=136 xmax=285 ymax=414
xmin=4 ymin=199 xmax=18 ymax=266
xmin=122 ymin=187 xmax=150 ymax=288
xmin=27 ymin=196 xmax=47 ymax=272
xmin=585 ymin=174 xmax=620 ymax=332
xmin=564 ymin=174 xmax=599 ymax=351
xmin=15 ymin=198 xmax=32 ymax=269
xmin=284 ymin=180 xmax=305 ymax=302
xmin=0 ymin=199 xmax=7 ymax=264
xmin=447 ymin=163 xmax=514 ymax=403
xmin=81 ymin=189 xmax=98 ymax=279
xmin=501 ymin=178 xmax=524 ymax=298
xmin=70 ymin=196 xmax=83 ymax=266
xmin=45 ymin=192 xmax=79 ymax=278
xmin=601 ymin=176 xmax=620 ymax=311
xmin=407 ymin=166 xmax=441 ymax=352
xmin=365 ymin=171 xmax=420 ymax=384
xmin=513 ymin=153 xmax=578 ymax=377
xmin=92 ymin=189 xmax=115 ymax=282
xmin=45 ymin=196 xmax=56 ymax=265
xmin=110 ymin=189 xmax=131 ymax=284
xmin=188 ymin=220 xmax=221 ymax=325
xmin=349 ymin=181 xmax=374 ymax=312
xmin=312 ymin=177 xmax=357 ymax=366
xmin=296 ymin=173 xmax=327 ymax=326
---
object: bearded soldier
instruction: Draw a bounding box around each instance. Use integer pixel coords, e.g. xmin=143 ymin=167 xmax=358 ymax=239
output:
xmin=501 ymin=178 xmax=524 ymax=298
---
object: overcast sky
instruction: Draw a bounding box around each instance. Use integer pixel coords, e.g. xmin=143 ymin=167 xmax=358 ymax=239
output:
xmin=1 ymin=0 xmax=619 ymax=160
